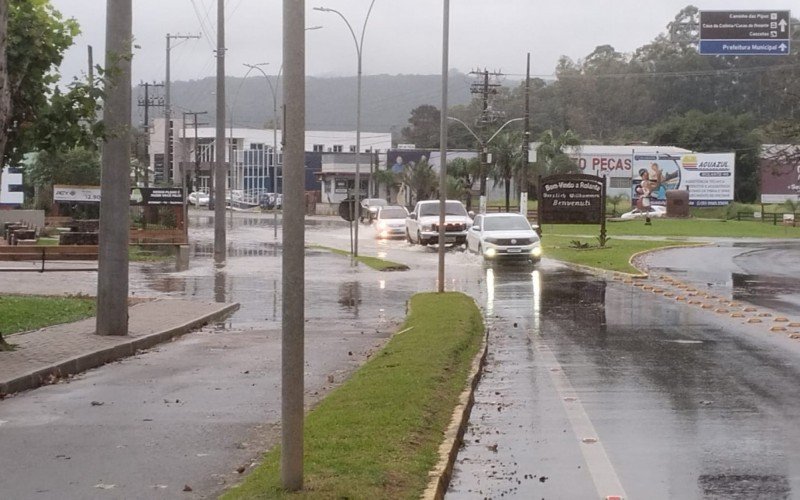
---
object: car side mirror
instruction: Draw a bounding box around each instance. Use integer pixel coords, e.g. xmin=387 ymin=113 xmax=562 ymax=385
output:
xmin=409 ymin=213 xmax=416 ymax=220
xmin=472 ymin=225 xmax=480 ymax=231
xmin=468 ymin=211 xmax=475 ymax=218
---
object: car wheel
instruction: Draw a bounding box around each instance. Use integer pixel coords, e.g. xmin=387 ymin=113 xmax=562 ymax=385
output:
xmin=418 ymin=232 xmax=428 ymax=246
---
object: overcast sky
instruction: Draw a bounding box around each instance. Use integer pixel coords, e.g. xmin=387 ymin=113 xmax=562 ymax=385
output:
xmin=50 ymin=0 xmax=795 ymax=84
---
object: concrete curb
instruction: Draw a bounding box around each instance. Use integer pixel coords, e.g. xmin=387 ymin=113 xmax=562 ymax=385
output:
xmin=422 ymin=327 xmax=490 ymax=500
xmin=0 ymin=302 xmax=239 ymax=396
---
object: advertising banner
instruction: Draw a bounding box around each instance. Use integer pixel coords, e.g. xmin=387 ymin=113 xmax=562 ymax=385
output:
xmin=631 ymin=153 xmax=734 ymax=207
xmin=53 ymin=185 xmax=102 ymax=203
xmin=759 ymin=151 xmax=800 ymax=203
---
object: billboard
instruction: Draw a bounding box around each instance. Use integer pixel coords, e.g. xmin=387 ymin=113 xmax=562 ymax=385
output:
xmin=760 ymin=151 xmax=800 ymax=203
xmin=631 ymin=153 xmax=734 ymax=207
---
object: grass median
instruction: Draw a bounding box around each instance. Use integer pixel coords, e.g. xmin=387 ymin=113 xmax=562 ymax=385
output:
xmin=0 ymin=295 xmax=96 ymax=350
xmin=221 ymin=292 xmax=484 ymax=499
xmin=310 ymin=244 xmax=410 ymax=271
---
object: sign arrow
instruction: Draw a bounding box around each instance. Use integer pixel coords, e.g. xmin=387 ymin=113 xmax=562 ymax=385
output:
xmin=779 ymin=19 xmax=788 ymax=32
xmin=780 ymin=43 xmax=788 ymax=52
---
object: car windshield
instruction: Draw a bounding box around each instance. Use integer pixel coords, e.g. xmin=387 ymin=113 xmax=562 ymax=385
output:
xmin=380 ymin=207 xmax=407 ymax=219
xmin=419 ymin=201 xmax=467 ymax=217
xmin=483 ymin=216 xmax=532 ymax=231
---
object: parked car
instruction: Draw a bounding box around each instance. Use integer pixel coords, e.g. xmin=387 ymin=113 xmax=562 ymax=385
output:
xmin=620 ymin=205 xmax=666 ymax=220
xmin=373 ymin=205 xmax=409 ymax=239
xmin=188 ymin=191 xmax=210 ymax=206
xmin=360 ymin=198 xmax=388 ymax=222
xmin=405 ymin=199 xmax=472 ymax=246
xmin=467 ymin=213 xmax=542 ymax=264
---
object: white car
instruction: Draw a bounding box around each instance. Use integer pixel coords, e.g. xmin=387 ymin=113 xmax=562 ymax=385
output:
xmin=188 ymin=191 xmax=210 ymax=206
xmin=467 ymin=213 xmax=542 ymax=264
xmin=373 ymin=205 xmax=409 ymax=239
xmin=620 ymin=205 xmax=667 ymax=220
xmin=405 ymin=199 xmax=472 ymax=246
xmin=360 ymin=198 xmax=388 ymax=223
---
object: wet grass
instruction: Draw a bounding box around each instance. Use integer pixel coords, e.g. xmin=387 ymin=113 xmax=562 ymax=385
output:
xmin=220 ymin=292 xmax=484 ymax=500
xmin=310 ymin=245 xmax=410 ymax=271
xmin=0 ymin=295 xmax=96 ymax=336
xmin=542 ymin=218 xmax=800 ymax=239
xmin=542 ymin=236 xmax=694 ymax=274
xmin=128 ymin=244 xmax=177 ymax=262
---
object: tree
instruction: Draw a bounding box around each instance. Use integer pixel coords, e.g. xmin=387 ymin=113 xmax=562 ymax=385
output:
xmin=0 ymin=1 xmax=101 ymax=186
xmin=650 ymin=110 xmax=761 ymax=202
xmin=400 ymin=156 xmax=437 ymax=205
xmin=447 ymin=156 xmax=479 ymax=209
xmin=534 ymin=129 xmax=581 ymax=177
xmin=372 ymin=168 xmax=397 ymax=200
xmin=400 ymin=104 xmax=440 ymax=149
xmin=26 ymin=146 xmax=101 ymax=209
xmin=488 ymin=131 xmax=524 ymax=211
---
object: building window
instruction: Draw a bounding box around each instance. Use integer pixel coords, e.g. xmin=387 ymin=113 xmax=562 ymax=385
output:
xmin=333 ymin=145 xmax=343 ymax=153
xmin=349 ymin=145 xmax=357 ymax=153
xmin=313 ymin=144 xmax=324 ymax=152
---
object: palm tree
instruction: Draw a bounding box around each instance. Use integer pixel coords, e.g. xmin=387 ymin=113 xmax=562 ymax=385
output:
xmin=447 ymin=156 xmax=480 ymax=209
xmin=489 ymin=131 xmax=524 ymax=211
xmin=608 ymin=194 xmax=629 ymax=217
xmin=400 ymin=157 xmax=438 ymax=205
xmin=533 ymin=129 xmax=581 ymax=194
xmin=372 ymin=168 xmax=397 ymax=201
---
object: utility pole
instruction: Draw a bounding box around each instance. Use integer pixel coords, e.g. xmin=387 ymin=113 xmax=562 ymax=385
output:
xmin=214 ymin=1 xmax=226 ymax=264
xmin=138 ymin=82 xmax=164 ymax=188
xmin=469 ymin=69 xmax=502 ymax=212
xmin=437 ymin=0 xmax=450 ymax=293
xmin=87 ymin=45 xmax=93 ymax=88
xmin=164 ymin=33 xmax=200 ymax=187
xmin=96 ymin=0 xmax=131 ymax=336
xmin=522 ymin=53 xmax=531 ymax=208
xmin=282 ymin=0 xmax=305 ymax=490
xmin=183 ymin=111 xmax=208 ymax=192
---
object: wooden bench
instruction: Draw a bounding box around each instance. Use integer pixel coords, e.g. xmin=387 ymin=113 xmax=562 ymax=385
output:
xmin=0 ymin=245 xmax=99 ymax=272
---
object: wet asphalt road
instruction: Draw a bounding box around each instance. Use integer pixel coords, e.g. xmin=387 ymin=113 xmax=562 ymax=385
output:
xmin=449 ymin=240 xmax=800 ymax=499
xmin=2 ymin=213 xmax=800 ymax=499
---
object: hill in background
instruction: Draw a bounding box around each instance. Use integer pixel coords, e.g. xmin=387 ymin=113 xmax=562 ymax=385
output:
xmin=133 ymin=71 xmax=475 ymax=136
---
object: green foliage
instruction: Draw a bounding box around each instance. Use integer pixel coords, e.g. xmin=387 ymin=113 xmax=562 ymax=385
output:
xmin=2 ymin=1 xmax=102 ymax=167
xmin=401 ymin=104 xmax=441 ymax=149
xmin=221 ymin=292 xmax=483 ymax=500
xmin=569 ymin=239 xmax=590 ymax=249
xmin=401 ymin=156 xmax=437 ymax=204
xmin=0 ymin=294 xmax=95 ymax=336
xmin=311 ymin=245 xmax=410 ymax=271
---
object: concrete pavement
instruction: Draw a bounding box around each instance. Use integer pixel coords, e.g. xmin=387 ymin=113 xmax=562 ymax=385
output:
xmin=0 ymin=298 xmax=239 ymax=396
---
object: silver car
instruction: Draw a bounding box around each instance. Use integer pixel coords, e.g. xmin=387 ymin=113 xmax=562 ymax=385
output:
xmin=373 ymin=205 xmax=409 ymax=239
xmin=466 ymin=213 xmax=542 ymax=264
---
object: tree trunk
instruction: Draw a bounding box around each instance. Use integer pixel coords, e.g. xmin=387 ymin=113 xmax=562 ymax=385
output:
xmin=0 ymin=0 xmax=10 ymax=185
xmin=504 ymin=176 xmax=511 ymax=212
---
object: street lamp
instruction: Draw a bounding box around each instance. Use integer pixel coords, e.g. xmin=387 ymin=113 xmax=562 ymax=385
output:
xmin=447 ymin=116 xmax=524 ymax=214
xmin=314 ymin=2 xmax=376 ymax=259
xmin=243 ymin=62 xmax=281 ymax=239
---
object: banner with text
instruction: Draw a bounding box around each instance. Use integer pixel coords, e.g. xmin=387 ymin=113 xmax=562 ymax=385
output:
xmin=632 ymin=153 xmax=734 ymax=207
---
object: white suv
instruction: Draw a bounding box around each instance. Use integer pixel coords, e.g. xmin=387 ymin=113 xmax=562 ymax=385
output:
xmin=405 ymin=200 xmax=472 ymax=246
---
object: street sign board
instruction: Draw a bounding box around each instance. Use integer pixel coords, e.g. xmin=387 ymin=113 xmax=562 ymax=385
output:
xmin=538 ymin=174 xmax=605 ymax=224
xmin=700 ymin=10 xmax=791 ymax=55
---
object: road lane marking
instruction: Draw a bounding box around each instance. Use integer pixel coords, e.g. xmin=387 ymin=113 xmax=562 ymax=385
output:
xmin=529 ymin=332 xmax=629 ymax=500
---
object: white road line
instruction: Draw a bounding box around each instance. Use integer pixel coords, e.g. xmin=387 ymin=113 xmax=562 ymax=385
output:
xmin=532 ymin=339 xmax=629 ymax=500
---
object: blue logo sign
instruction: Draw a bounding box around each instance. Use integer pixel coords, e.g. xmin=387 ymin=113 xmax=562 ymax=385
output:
xmin=699 ymin=40 xmax=790 ymax=55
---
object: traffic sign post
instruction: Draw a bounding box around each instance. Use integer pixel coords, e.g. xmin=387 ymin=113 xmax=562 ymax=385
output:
xmin=700 ymin=10 xmax=791 ymax=56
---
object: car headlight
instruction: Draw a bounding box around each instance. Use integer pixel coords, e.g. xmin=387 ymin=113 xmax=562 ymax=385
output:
xmin=531 ymin=246 xmax=542 ymax=257
xmin=377 ymin=221 xmax=387 ymax=230
xmin=484 ymin=247 xmax=497 ymax=258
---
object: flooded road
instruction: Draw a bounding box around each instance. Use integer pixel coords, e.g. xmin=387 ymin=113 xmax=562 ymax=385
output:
xmin=449 ymin=242 xmax=800 ymax=499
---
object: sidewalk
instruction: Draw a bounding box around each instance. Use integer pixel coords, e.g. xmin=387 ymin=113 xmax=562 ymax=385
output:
xmin=0 ymin=298 xmax=239 ymax=396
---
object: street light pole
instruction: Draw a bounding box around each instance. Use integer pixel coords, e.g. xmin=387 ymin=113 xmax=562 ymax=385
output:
xmin=447 ymin=116 xmax=524 ymax=214
xmin=314 ymin=1 xmax=376 ymax=259
xmin=244 ymin=62 xmax=281 ymax=239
